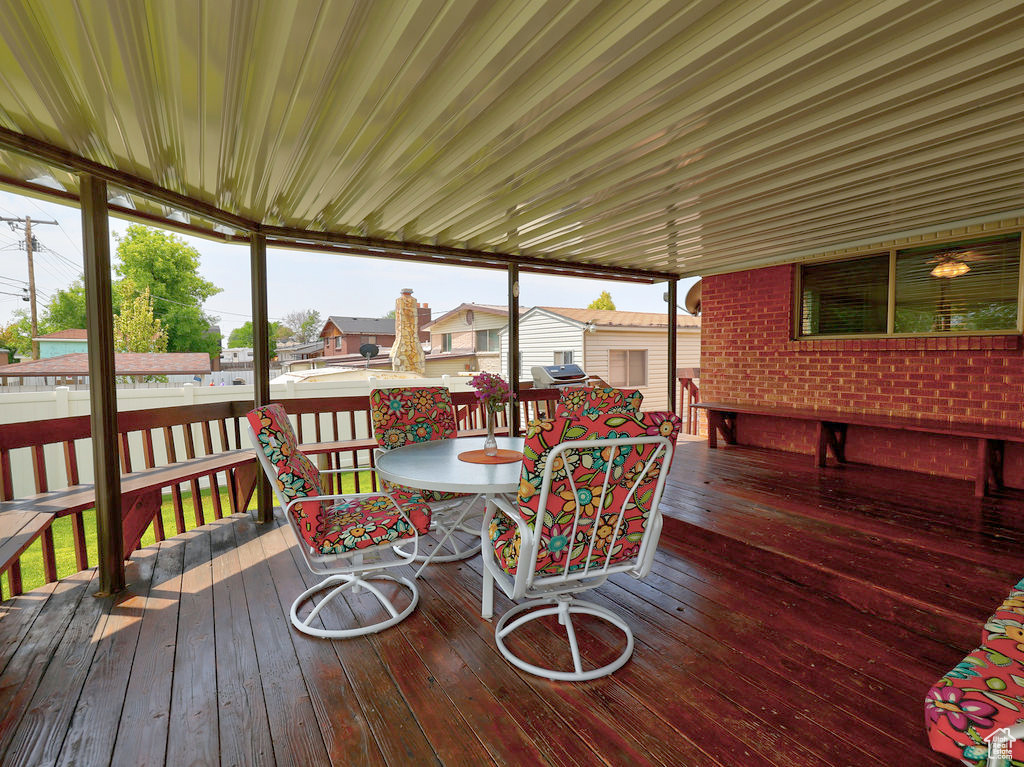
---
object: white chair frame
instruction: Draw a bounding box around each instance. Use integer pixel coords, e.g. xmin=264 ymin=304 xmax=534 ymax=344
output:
xmin=480 ymin=432 xmax=673 ymax=681
xmin=249 ymin=423 xmax=421 ymax=639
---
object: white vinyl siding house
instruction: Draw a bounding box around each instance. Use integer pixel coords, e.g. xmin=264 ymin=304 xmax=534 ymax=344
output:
xmin=499 ymin=307 xmax=700 ymax=411
xmin=500 ymin=309 xmax=585 ymax=375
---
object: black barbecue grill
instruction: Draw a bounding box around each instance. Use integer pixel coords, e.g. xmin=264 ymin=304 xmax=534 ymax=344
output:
xmin=531 ymin=364 xmax=588 ymax=389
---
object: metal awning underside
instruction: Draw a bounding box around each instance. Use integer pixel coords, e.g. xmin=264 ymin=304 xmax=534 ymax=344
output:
xmin=0 ymin=0 xmax=1022 ymax=279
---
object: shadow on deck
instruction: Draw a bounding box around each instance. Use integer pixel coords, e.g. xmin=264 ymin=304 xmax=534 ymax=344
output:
xmin=3 ymin=438 xmax=1019 ymax=765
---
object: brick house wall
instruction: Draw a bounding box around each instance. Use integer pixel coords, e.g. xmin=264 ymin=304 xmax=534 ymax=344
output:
xmin=702 ymin=264 xmax=1024 ymax=487
xmin=322 ymin=332 xmax=397 ymax=357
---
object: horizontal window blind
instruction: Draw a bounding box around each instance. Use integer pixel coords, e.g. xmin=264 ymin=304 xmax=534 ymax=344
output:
xmin=800 ymin=254 xmax=888 ymax=336
xmin=894 ymin=235 xmax=1020 ymax=333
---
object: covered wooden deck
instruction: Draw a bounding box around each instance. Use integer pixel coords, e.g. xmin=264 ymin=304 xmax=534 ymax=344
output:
xmin=2 ymin=438 xmax=1020 ymax=766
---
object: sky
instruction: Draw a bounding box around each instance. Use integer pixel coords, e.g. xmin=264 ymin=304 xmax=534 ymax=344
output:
xmin=0 ymin=189 xmax=697 ymax=341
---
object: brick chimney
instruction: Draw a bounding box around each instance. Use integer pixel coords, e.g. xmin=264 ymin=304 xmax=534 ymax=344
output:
xmin=417 ymin=302 xmax=431 ymax=338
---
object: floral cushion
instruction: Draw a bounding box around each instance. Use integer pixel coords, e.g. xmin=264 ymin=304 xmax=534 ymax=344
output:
xmin=370 ymin=386 xmax=458 ymax=447
xmin=557 ymin=386 xmax=643 ymax=417
xmin=926 ymin=577 xmax=1024 ymax=766
xmin=248 ymin=404 xmax=430 ymax=555
xmin=370 ymin=386 xmax=467 ymax=504
xmin=317 ymin=495 xmax=430 ymax=556
xmin=489 ymin=410 xmax=681 ymax=578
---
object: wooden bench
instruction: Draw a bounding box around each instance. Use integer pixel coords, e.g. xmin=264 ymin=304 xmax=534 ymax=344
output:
xmin=0 ymin=402 xmax=264 ymax=595
xmin=692 ymin=401 xmax=1024 ymax=497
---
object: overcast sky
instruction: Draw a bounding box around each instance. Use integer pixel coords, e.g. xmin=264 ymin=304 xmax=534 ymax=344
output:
xmin=0 ymin=189 xmax=697 ymax=340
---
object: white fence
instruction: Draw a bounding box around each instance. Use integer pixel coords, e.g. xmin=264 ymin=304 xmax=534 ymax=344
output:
xmin=0 ymin=376 xmax=476 ymax=499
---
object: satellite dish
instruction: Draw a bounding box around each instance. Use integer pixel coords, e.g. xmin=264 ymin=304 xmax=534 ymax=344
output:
xmin=684 ymin=280 xmax=701 ymax=316
xmin=359 ymin=343 xmax=379 ymax=370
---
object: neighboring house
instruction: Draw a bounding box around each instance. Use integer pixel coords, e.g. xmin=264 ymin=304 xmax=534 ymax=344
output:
xmin=499 ymin=307 xmax=701 ymax=411
xmin=34 ymin=329 xmax=88 ymax=359
xmin=220 ymin=347 xmax=254 ymax=364
xmin=276 ymin=340 xmax=323 ymax=363
xmin=319 ymin=306 xmax=431 ymax=358
xmin=424 ymin=303 xmax=518 ymax=373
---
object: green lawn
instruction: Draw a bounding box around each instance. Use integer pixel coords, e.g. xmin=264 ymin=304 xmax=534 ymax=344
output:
xmin=5 ymin=471 xmax=363 ymax=599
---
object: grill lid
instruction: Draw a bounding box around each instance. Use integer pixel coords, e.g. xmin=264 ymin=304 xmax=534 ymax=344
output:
xmin=531 ymin=364 xmax=588 ymax=385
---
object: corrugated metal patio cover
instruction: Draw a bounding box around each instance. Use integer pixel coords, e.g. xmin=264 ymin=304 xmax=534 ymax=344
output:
xmin=0 ymin=0 xmax=1021 ymax=276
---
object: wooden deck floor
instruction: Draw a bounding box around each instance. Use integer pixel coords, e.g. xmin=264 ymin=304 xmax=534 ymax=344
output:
xmin=2 ymin=438 xmax=1021 ymax=766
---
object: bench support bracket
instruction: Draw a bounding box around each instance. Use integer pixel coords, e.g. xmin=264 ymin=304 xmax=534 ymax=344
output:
xmin=816 ymin=421 xmax=848 ymax=467
xmin=976 ymin=438 xmax=1005 ymax=498
xmin=707 ymin=411 xmax=737 ymax=449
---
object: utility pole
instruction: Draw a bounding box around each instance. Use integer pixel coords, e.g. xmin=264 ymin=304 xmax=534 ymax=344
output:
xmin=1 ymin=215 xmax=58 ymax=359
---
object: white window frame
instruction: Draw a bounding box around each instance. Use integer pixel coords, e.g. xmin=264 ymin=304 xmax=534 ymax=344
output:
xmin=553 ymin=350 xmax=573 ymax=365
xmin=475 ymin=328 xmax=499 ymax=352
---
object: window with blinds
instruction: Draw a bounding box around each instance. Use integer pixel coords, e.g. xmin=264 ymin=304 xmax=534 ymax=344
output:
xmin=798 ymin=233 xmax=1021 ymax=337
xmin=800 ymin=254 xmax=888 ymax=335
xmin=609 ymin=349 xmax=647 ymax=386
xmin=894 ymin=237 xmax=1020 ymax=333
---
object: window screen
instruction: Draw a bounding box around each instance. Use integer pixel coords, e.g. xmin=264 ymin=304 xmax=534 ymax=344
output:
xmin=475 ymin=328 xmax=499 ymax=351
xmin=609 ymin=349 xmax=646 ymax=387
xmin=553 ymin=350 xmax=573 ymax=364
xmin=800 ymin=254 xmax=889 ymax=336
xmin=894 ymin=235 xmax=1020 ymax=333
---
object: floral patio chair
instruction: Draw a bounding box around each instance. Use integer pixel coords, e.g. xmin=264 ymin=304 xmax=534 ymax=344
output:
xmin=480 ymin=409 xmax=681 ymax=681
xmin=557 ymin=386 xmax=643 ymax=417
xmin=370 ymin=386 xmax=483 ymax=572
xmin=925 ymin=577 xmax=1024 ymax=765
xmin=247 ymin=403 xmax=430 ymax=638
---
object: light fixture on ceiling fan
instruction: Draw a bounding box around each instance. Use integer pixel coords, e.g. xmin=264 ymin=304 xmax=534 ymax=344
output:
xmin=930 ymin=256 xmax=970 ymax=278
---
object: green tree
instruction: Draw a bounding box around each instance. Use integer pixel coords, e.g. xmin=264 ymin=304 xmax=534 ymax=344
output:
xmin=0 ymin=320 xmax=29 ymax=359
xmin=588 ymin=291 xmax=616 ymax=310
xmin=282 ymin=309 xmax=322 ymax=343
xmin=114 ymin=288 xmax=168 ymax=353
xmin=41 ymin=278 xmax=88 ymax=332
xmin=113 ymin=225 xmax=222 ymax=357
xmin=228 ymin=321 xmax=288 ymax=356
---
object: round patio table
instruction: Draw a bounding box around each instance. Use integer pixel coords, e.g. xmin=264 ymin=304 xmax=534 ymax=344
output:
xmin=374 ymin=435 xmax=524 ymax=495
xmin=374 ymin=435 xmax=525 ymax=588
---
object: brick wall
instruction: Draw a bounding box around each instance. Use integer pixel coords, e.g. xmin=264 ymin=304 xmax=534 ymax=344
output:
xmin=702 ymin=264 xmax=1024 ymax=486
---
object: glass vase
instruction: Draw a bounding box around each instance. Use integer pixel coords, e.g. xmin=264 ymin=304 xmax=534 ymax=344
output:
xmin=484 ymin=410 xmax=498 ymax=456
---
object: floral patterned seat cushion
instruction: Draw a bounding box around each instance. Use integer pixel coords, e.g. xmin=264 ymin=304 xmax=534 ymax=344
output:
xmin=925 ymin=577 xmax=1024 ymax=766
xmin=248 ymin=404 xmax=429 ymax=555
xmin=925 ymin=646 xmax=1024 ymax=765
xmin=557 ymin=386 xmax=643 ymax=417
xmin=370 ymin=386 xmax=468 ymax=504
xmin=489 ymin=410 xmax=681 ymax=578
xmin=317 ymin=495 xmax=430 ymax=556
